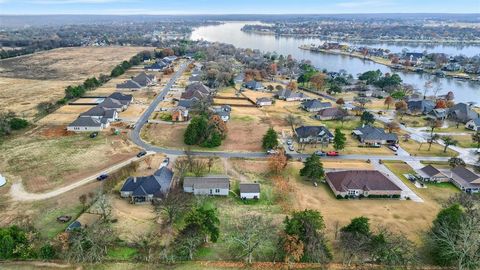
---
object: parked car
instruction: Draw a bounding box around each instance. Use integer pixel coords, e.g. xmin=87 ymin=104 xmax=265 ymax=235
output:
xmin=388 ymin=145 xmax=398 ymax=152
xmin=288 ymin=145 xmax=295 ymax=151
xmin=286 ymin=139 xmax=293 ymax=145
xmin=160 ymin=157 xmax=170 ymax=167
xmin=136 ymin=151 xmax=147 ymax=158
xmin=267 ymin=149 xmax=278 ymax=155
xmin=377 ymin=111 xmax=384 ymax=115
xmin=89 ymin=132 xmax=98 ymax=138
xmin=96 ymin=174 xmax=108 ymax=181
xmin=326 ymin=151 xmax=339 ymax=156
xmin=314 ymin=150 xmax=326 ymax=156
xmin=57 ymin=216 xmax=72 ymax=223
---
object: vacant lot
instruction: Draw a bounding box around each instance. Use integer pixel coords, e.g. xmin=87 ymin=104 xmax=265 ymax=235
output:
xmin=0 ymin=126 xmax=139 ymax=192
xmin=0 ymin=46 xmax=150 ymax=118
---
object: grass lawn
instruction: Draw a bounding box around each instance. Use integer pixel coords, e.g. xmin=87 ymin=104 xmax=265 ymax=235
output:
xmin=396 ymin=115 xmax=428 ymax=128
xmin=35 ymin=203 xmax=84 ymax=239
xmin=451 ymin=135 xmax=478 ymax=148
xmin=399 ymin=136 xmax=457 ymax=157
xmin=107 ymin=246 xmax=138 ymax=261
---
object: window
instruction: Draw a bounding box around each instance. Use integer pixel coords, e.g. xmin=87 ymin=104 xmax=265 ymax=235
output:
xmin=215 ymin=188 xmax=220 ymax=193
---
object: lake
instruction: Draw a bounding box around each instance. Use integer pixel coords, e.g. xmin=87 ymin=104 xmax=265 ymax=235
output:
xmin=191 ymin=22 xmax=480 ymax=103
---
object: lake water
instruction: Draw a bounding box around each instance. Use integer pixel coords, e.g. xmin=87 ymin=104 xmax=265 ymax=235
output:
xmin=191 ymin=22 xmax=480 ymax=103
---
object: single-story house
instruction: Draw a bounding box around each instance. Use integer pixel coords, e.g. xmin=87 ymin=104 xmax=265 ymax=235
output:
xmin=67 ymin=116 xmax=108 ymax=132
xmin=239 ymin=183 xmax=260 ymax=200
xmin=108 ymin=92 xmax=134 ymax=106
xmin=132 ymin=72 xmax=157 ymax=87
xmin=326 ymin=170 xmax=402 ymax=198
xmin=448 ymin=166 xmax=480 ymax=193
xmin=178 ymin=97 xmax=199 ymax=109
xmin=120 ymin=166 xmax=173 ymax=204
xmin=315 ymin=107 xmax=348 ymax=120
xmin=407 ymin=99 xmax=435 ymax=115
xmin=426 ymin=108 xmax=448 ymax=121
xmin=211 ymin=105 xmax=231 ymax=122
xmin=243 ymin=80 xmax=264 ymax=90
xmin=99 ymin=97 xmax=127 ymax=112
xmin=275 ymin=89 xmax=308 ymax=102
xmin=183 ymin=175 xmax=230 ymax=196
xmin=416 ymin=165 xmax=449 ymax=182
xmin=352 ymin=125 xmax=399 ymax=145
xmin=256 ymin=97 xmax=273 ymax=106
xmin=116 ymin=79 xmax=142 ymax=91
xmin=448 ymin=103 xmax=479 ymax=123
xmin=294 ymin=126 xmax=334 ymax=144
xmin=465 ymin=118 xmax=480 ymax=131
xmin=189 ymin=74 xmax=201 ymax=83
xmin=181 ymin=82 xmax=212 ymax=100
xmin=79 ymin=106 xmax=118 ymax=122
xmin=145 ymin=61 xmax=167 ymax=71
xmin=301 ymin=100 xmax=332 ymax=112
xmin=171 ymin=106 xmax=189 ymax=122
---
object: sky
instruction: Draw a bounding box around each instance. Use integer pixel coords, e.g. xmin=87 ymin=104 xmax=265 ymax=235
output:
xmin=0 ymin=0 xmax=479 ymax=15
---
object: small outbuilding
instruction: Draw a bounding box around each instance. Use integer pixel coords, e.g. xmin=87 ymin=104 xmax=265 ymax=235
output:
xmin=239 ymin=183 xmax=260 ymax=200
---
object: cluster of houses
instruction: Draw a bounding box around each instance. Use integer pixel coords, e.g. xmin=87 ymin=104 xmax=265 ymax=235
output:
xmin=67 ymin=92 xmax=133 ymax=132
xmin=144 ymin=56 xmax=177 ymax=72
xmin=116 ymin=71 xmax=158 ymax=91
xmin=120 ymin=170 xmax=261 ymax=204
xmin=416 ymin=164 xmax=480 ymax=194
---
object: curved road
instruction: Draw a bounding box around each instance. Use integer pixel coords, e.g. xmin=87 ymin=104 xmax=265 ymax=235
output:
xmin=10 ymin=60 xmax=448 ymax=202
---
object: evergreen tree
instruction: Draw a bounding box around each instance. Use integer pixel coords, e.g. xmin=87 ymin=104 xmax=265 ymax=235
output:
xmin=333 ymin=128 xmax=346 ymax=151
xmin=262 ymin=127 xmax=279 ymax=150
xmin=299 ymin=154 xmax=325 ymax=181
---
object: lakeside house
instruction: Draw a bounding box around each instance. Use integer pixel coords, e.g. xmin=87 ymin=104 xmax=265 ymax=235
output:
xmin=426 ymin=108 xmax=448 ymax=121
xmin=183 ymin=175 xmax=230 ymax=196
xmin=407 ymin=99 xmax=435 ymax=115
xmin=120 ymin=166 xmax=174 ymax=204
xmin=326 ymin=170 xmax=402 ymax=198
xmin=448 ymin=103 xmax=479 ymax=123
xmin=465 ymin=118 xmax=480 ymax=131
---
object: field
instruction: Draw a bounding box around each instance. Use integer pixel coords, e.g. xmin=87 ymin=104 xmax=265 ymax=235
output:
xmin=0 ymin=126 xmax=139 ymax=192
xmin=0 ymin=46 xmax=150 ymax=118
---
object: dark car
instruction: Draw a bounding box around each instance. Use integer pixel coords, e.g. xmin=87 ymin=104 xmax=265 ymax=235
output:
xmin=314 ymin=150 xmax=326 ymax=156
xmin=89 ymin=132 xmax=98 ymax=138
xmin=96 ymin=174 xmax=108 ymax=181
xmin=136 ymin=151 xmax=147 ymax=158
xmin=57 ymin=215 xmax=72 ymax=223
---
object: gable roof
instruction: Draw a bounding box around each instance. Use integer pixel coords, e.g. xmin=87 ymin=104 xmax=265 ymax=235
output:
xmin=276 ymin=89 xmax=307 ymax=100
xmin=240 ymin=183 xmax=260 ymax=193
xmin=353 ymin=125 xmax=398 ymax=142
xmin=120 ymin=167 xmax=173 ymax=196
xmin=419 ymin=165 xmax=442 ymax=177
xmin=184 ymin=175 xmax=230 ymax=190
xmin=451 ymin=166 xmax=480 ymax=183
xmin=80 ymin=106 xmax=116 ymax=118
xmin=99 ymin=98 xmax=123 ymax=109
xmin=302 ymin=100 xmax=332 ymax=110
xmin=326 ymin=170 xmax=402 ymax=193
xmin=68 ymin=116 xmax=103 ymax=127
xmin=132 ymin=72 xmax=155 ymax=87
xmin=449 ymin=103 xmax=479 ymax=122
xmin=316 ymin=107 xmax=347 ymax=118
xmin=116 ymin=80 xmax=142 ymax=89
xmin=295 ymin=126 xmax=333 ymax=139
xmin=108 ymin=92 xmax=133 ymax=103
xmin=407 ymin=99 xmax=435 ymax=113
xmin=244 ymin=80 xmax=263 ymax=89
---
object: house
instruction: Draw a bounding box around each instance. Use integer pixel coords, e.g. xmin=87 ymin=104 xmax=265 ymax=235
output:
xmin=443 ymin=62 xmax=462 ymax=72
xmin=407 ymin=99 xmax=435 ymax=115
xmin=326 ymin=170 xmax=402 ymax=198
xmin=276 ymin=89 xmax=308 ymax=101
xmin=465 ymin=118 xmax=480 ymax=131
xmin=108 ymin=92 xmax=133 ymax=106
xmin=67 ymin=116 xmax=108 ymax=132
xmin=132 ymin=72 xmax=157 ymax=87
xmin=416 ymin=165 xmax=449 ymax=182
xmin=352 ymin=125 xmax=398 ymax=145
xmin=239 ymin=183 xmax=260 ymax=200
xmin=178 ymin=97 xmax=199 ymax=109
xmin=315 ymin=107 xmax=348 ymax=120
xmin=256 ymin=97 xmax=273 ymax=106
xmin=448 ymin=103 xmax=479 ymax=123
xmin=189 ymin=74 xmax=201 ymax=83
xmin=183 ymin=175 xmax=230 ymax=196
xmin=144 ymin=61 xmax=167 ymax=71
xmin=171 ymin=106 xmax=189 ymax=122
xmin=426 ymin=108 xmax=448 ymax=121
xmin=99 ymin=97 xmax=127 ymax=112
xmin=181 ymin=82 xmax=212 ymax=99
xmin=116 ymin=80 xmax=142 ymax=91
xmin=301 ymin=100 xmax=332 ymax=112
xmin=120 ymin=166 xmax=173 ymax=204
xmin=294 ymin=126 xmax=334 ymax=144
xmin=79 ymin=106 xmax=118 ymax=122
xmin=243 ymin=80 xmax=264 ymax=90
xmin=211 ymin=105 xmax=231 ymax=122
xmin=448 ymin=166 xmax=480 ymax=193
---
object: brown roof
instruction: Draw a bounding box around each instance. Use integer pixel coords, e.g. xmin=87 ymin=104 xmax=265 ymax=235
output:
xmin=451 ymin=166 xmax=480 ymax=183
xmin=326 ymin=170 xmax=401 ymax=193
xmin=317 ymin=107 xmax=347 ymax=118
xmin=419 ymin=165 xmax=442 ymax=177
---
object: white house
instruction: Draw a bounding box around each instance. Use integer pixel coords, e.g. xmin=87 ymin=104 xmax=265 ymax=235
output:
xmin=183 ymin=176 xmax=230 ymax=196
xmin=67 ymin=117 xmax=108 ymax=132
xmin=466 ymin=118 xmax=480 ymax=131
xmin=239 ymin=183 xmax=260 ymax=199
xmin=256 ymin=97 xmax=273 ymax=107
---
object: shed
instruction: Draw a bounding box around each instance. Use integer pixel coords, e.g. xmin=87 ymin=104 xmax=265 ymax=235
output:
xmin=239 ymin=183 xmax=260 ymax=200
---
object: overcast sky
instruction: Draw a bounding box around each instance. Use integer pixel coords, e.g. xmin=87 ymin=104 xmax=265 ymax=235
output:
xmin=0 ymin=0 xmax=479 ymax=15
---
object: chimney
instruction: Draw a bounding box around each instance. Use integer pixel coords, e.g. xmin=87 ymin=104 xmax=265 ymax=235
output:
xmin=133 ymin=177 xmax=137 ymax=183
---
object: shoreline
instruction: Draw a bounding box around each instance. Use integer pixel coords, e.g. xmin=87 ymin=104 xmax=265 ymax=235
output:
xmin=241 ymin=29 xmax=480 ymax=45
xmin=298 ymin=45 xmax=479 ymax=82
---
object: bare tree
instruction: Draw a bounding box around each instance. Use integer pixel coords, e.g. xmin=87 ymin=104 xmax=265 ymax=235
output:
xmin=154 ymin=190 xmax=192 ymax=225
xmin=96 ymin=193 xmax=112 ymax=223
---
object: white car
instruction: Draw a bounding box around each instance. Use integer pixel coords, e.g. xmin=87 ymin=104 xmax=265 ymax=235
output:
xmin=286 ymin=139 xmax=293 ymax=145
xmin=266 ymin=149 xmax=278 ymax=155
xmin=160 ymin=157 xmax=170 ymax=167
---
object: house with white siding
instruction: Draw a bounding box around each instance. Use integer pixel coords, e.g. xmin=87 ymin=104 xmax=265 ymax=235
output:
xmin=183 ymin=175 xmax=230 ymax=196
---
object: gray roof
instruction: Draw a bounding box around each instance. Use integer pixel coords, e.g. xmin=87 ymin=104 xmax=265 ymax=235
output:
xmin=108 ymin=92 xmax=133 ymax=102
xmin=407 ymin=100 xmax=435 ymax=114
xmin=99 ymin=98 xmax=123 ymax=109
xmin=276 ymin=89 xmax=307 ymax=99
xmin=80 ymin=106 xmax=116 ymax=118
xmin=244 ymin=80 xmax=264 ymax=89
xmin=68 ymin=117 xmax=103 ymax=127
xmin=240 ymin=183 xmax=260 ymax=193
xmin=120 ymin=167 xmax=173 ymax=196
xmin=256 ymin=97 xmax=272 ymax=103
xmin=418 ymin=165 xmax=442 ymax=178
xmin=116 ymin=80 xmax=142 ymax=89
xmin=132 ymin=72 xmax=155 ymax=87
xmin=301 ymin=100 xmax=332 ymax=110
xmin=316 ymin=107 xmax=347 ymax=118
xmin=184 ymin=175 xmax=230 ymax=190
xmin=295 ymin=126 xmax=333 ymax=139
xmin=448 ymin=103 xmax=479 ymax=123
xmin=353 ymin=125 xmax=398 ymax=142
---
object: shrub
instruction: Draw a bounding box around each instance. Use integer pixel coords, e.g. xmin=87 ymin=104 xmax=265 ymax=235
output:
xmin=9 ymin=118 xmax=28 ymax=130
xmin=39 ymin=243 xmax=56 ymax=260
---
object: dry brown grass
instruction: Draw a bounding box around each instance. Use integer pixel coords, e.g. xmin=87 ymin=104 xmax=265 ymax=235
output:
xmin=0 ymin=46 xmax=151 ymax=118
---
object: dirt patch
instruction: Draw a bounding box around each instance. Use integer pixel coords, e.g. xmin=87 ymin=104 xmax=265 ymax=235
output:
xmin=37 ymin=125 xmax=73 ymax=138
xmin=111 ymin=197 xmax=157 ymax=241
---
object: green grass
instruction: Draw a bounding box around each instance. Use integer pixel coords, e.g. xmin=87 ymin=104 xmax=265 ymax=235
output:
xmin=107 ymin=246 xmax=138 ymax=260
xmin=35 ymin=203 xmax=84 ymax=239
xmin=231 ymin=115 xmax=255 ymax=122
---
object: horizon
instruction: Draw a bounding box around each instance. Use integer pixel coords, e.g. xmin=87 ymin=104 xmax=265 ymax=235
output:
xmin=1 ymin=0 xmax=479 ymax=15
